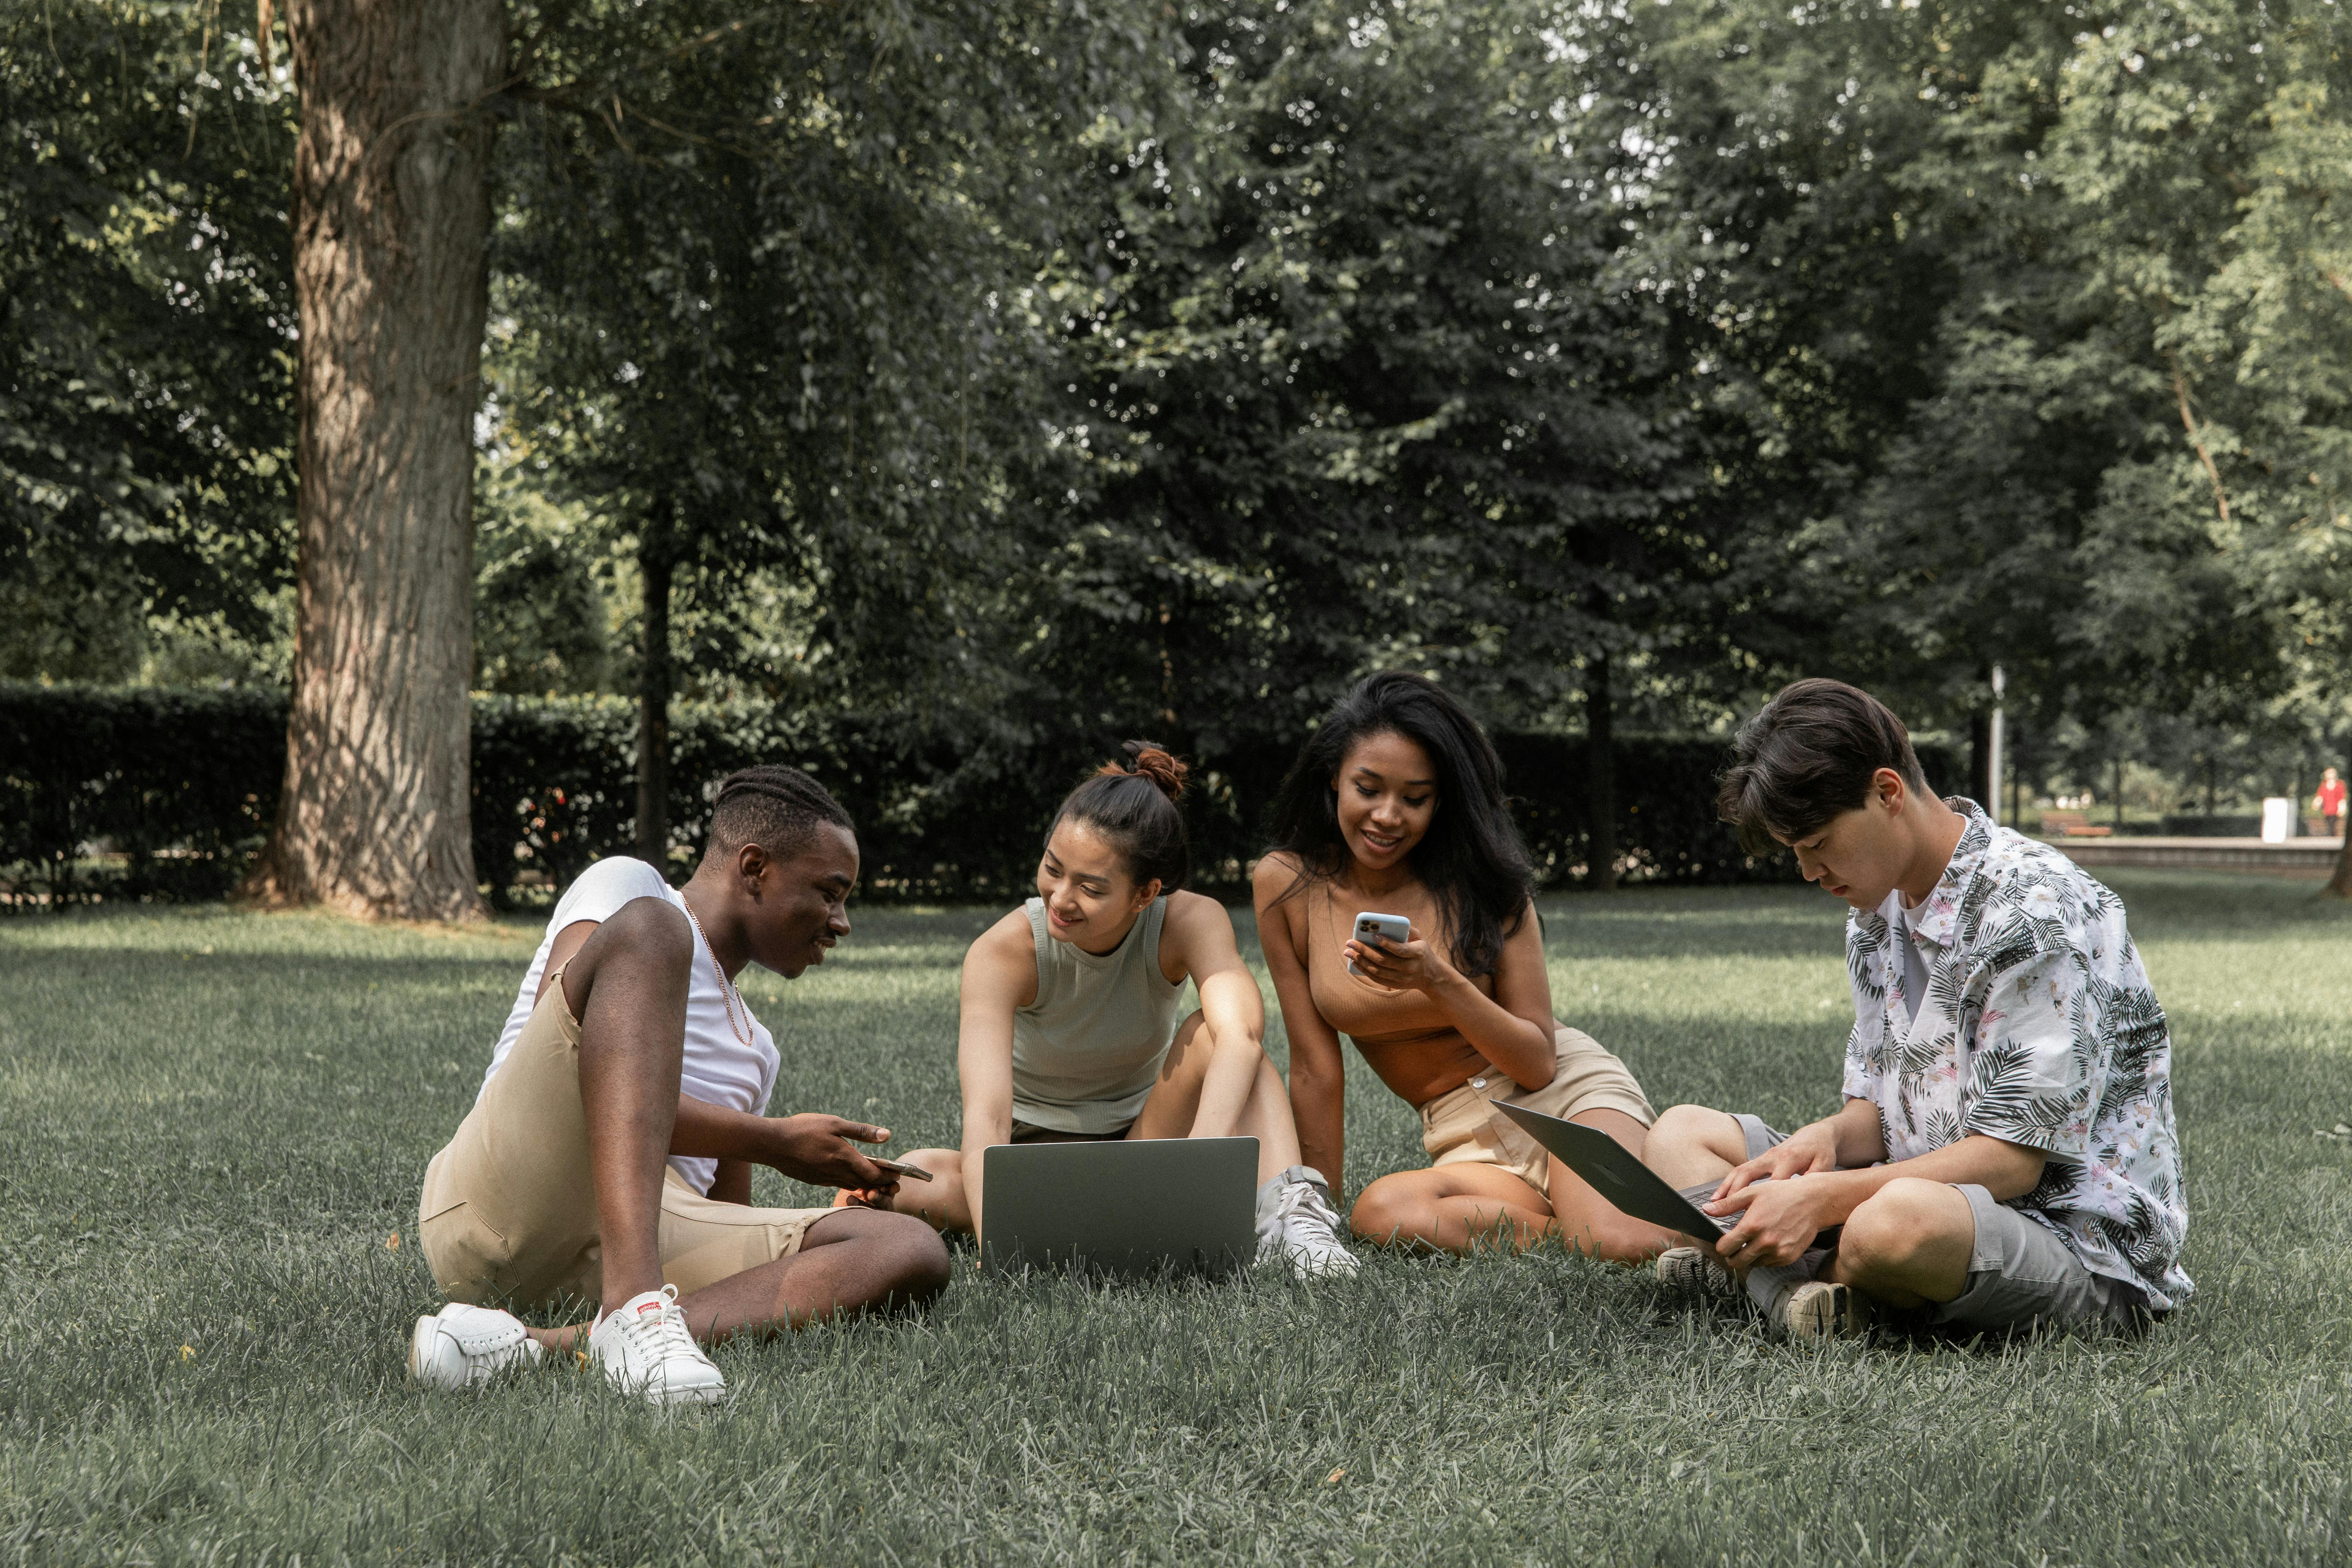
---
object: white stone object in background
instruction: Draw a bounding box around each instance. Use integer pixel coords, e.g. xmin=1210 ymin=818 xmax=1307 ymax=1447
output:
xmin=2261 ymin=797 xmax=2294 ymax=843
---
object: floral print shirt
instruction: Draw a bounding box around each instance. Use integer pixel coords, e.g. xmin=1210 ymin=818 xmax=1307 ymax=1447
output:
xmin=1843 ymin=800 xmax=2192 ymax=1309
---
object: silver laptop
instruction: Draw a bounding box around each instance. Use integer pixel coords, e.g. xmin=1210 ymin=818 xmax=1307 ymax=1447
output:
xmin=980 ymin=1136 xmax=1259 ymax=1279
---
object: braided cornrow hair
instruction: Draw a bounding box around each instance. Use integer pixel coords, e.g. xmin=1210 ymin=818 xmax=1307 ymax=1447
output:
xmin=706 ymin=765 xmax=854 ymax=861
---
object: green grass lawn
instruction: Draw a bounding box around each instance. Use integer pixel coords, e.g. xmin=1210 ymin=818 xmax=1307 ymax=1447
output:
xmin=3 ymin=871 xmax=2349 ymax=1564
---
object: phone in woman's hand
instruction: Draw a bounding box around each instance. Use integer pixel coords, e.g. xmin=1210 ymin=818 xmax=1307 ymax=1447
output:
xmin=1347 ymin=912 xmax=1412 ymax=977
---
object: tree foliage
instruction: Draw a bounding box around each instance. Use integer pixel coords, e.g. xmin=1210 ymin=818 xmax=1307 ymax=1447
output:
xmin=10 ymin=0 xmax=2352 ymax=863
xmin=0 ymin=0 xmax=295 ymax=679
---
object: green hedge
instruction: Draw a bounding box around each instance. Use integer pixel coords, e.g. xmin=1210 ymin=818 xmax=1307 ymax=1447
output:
xmin=1 ymin=681 xmax=1964 ymax=907
xmin=0 ymin=684 xmax=286 ymax=903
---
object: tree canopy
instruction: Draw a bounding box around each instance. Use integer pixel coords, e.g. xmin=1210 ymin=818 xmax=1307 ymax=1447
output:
xmin=8 ymin=0 xmax=2351 ymax=850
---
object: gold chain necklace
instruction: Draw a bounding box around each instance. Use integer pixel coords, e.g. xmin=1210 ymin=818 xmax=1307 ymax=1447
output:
xmin=679 ymin=896 xmax=753 ymax=1047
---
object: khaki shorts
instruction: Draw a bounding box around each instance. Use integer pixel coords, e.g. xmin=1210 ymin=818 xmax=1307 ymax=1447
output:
xmin=1418 ymin=1027 xmax=1656 ymax=1199
xmin=418 ymin=968 xmax=831 ymax=1311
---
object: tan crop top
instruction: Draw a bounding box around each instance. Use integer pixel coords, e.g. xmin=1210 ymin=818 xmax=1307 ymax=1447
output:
xmin=1301 ymin=880 xmax=1491 ymax=1050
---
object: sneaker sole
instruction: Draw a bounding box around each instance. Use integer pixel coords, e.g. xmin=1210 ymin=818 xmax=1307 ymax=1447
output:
xmin=598 ymin=1363 xmax=729 ymax=1407
xmin=1782 ymin=1282 xmax=1861 ymax=1341
xmin=625 ymin=1378 xmax=728 ymax=1408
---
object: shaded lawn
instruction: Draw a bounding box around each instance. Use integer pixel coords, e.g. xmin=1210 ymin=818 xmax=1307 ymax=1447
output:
xmin=1 ymin=870 xmax=2347 ymax=1564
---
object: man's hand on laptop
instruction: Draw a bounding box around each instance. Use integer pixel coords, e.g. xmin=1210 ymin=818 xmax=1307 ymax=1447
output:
xmin=1712 ymin=1121 xmax=1840 ymax=1204
xmin=1703 ymin=1120 xmax=1844 ymax=1271
xmin=1709 ymin=1176 xmax=1841 ymax=1271
xmin=770 ymin=1113 xmax=901 ymax=1194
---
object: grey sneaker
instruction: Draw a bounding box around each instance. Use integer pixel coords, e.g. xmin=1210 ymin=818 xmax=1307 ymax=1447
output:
xmin=1656 ymin=1245 xmax=1740 ymax=1302
xmin=1255 ymin=1167 xmax=1359 ymax=1279
xmin=1764 ymin=1279 xmax=1871 ymax=1341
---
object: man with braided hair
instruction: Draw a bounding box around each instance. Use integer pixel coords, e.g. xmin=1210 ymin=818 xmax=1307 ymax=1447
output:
xmin=407 ymin=765 xmax=951 ymax=1404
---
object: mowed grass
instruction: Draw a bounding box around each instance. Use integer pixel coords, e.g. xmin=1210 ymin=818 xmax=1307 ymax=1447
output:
xmin=2 ymin=870 xmax=2350 ymax=1565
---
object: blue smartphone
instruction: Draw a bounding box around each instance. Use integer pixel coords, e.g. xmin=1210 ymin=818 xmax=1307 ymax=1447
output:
xmin=1346 ymin=911 xmax=1412 ymax=978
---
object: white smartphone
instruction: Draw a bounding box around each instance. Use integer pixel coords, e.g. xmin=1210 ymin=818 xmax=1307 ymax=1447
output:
xmin=1346 ymin=912 xmax=1412 ymax=977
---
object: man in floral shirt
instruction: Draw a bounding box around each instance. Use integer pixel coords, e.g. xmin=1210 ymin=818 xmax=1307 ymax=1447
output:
xmin=1642 ymin=679 xmax=2191 ymax=1338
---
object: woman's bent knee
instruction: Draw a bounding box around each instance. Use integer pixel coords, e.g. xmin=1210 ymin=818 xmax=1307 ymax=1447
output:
xmin=1350 ymin=1178 xmax=1424 ymax=1245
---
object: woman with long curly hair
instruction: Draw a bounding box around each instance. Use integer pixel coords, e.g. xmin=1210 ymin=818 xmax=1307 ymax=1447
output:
xmin=1254 ymin=673 xmax=1676 ymax=1260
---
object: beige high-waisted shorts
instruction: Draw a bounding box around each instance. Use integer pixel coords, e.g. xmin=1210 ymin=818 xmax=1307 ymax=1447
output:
xmin=1416 ymin=1027 xmax=1655 ymax=1199
xmin=418 ymin=967 xmax=832 ymax=1311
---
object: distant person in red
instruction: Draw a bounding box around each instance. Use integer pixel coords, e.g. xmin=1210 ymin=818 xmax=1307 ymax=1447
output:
xmin=2316 ymin=768 xmax=2347 ymax=837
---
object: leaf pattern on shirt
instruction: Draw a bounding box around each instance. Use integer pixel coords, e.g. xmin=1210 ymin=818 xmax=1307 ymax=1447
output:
xmin=1841 ymin=801 xmax=2193 ymax=1310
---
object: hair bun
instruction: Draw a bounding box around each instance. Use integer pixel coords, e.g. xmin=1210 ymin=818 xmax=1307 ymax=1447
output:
xmin=1113 ymin=739 xmax=1189 ymax=803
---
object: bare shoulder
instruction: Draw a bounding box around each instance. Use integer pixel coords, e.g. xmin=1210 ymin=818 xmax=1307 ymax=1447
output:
xmin=1251 ymin=850 xmax=1309 ymax=909
xmin=1163 ymin=888 xmax=1235 ymax=935
xmin=963 ymin=905 xmax=1038 ymax=978
xmin=564 ymin=895 xmax=691 ymax=1007
xmin=1160 ymin=890 xmax=1240 ymax=984
xmin=597 ymin=893 xmax=692 ymax=956
xmin=1252 ymin=848 xmax=1304 ymax=885
xmin=1251 ymin=851 xmax=1314 ymax=939
xmin=962 ymin=905 xmax=1041 ymax=1012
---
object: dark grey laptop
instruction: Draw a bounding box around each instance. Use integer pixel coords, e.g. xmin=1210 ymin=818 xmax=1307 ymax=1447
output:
xmin=1490 ymin=1102 xmax=1729 ymax=1237
xmin=980 ymin=1136 xmax=1259 ymax=1278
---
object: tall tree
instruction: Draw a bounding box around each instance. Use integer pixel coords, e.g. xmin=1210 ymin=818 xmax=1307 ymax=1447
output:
xmin=243 ymin=0 xmax=504 ymax=920
xmin=1 ymin=2 xmax=298 ymax=680
xmin=489 ymin=0 xmax=1165 ymax=862
xmin=1028 ymin=0 xmax=1716 ymax=776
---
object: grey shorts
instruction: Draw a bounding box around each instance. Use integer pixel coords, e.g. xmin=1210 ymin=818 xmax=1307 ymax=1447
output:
xmin=1718 ymin=1115 xmax=2145 ymax=1335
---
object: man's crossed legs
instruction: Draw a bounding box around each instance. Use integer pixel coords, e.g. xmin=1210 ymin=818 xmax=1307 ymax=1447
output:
xmin=1644 ymin=1106 xmax=2138 ymax=1339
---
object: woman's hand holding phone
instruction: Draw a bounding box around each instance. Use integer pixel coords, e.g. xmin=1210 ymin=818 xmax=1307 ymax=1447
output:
xmin=1343 ymin=912 xmax=1458 ymax=996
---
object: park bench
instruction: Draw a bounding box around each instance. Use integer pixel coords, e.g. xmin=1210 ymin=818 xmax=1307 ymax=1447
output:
xmin=2040 ymin=809 xmax=2113 ymax=838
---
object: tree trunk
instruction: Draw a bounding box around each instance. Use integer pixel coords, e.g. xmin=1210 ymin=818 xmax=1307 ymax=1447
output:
xmin=2112 ymin=755 xmax=2125 ymax=831
xmin=1586 ymin=652 xmax=1616 ymax=892
xmin=635 ymin=545 xmax=674 ymax=869
xmin=242 ymin=0 xmax=503 ymax=922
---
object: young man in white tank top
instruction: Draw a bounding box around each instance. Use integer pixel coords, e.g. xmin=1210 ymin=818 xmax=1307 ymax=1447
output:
xmin=406 ymin=767 xmax=952 ymax=1403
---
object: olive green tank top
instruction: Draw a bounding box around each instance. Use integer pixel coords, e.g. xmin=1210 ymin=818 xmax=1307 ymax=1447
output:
xmin=1010 ymin=895 xmax=1185 ymax=1134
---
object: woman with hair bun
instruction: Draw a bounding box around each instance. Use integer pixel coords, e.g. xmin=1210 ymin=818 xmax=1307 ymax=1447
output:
xmin=853 ymin=742 xmax=1357 ymax=1278
xmin=1254 ymin=672 xmax=1678 ymax=1261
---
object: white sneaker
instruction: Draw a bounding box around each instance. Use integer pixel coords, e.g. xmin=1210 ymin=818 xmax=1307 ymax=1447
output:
xmin=408 ymin=1302 xmax=545 ymax=1389
xmin=587 ymin=1285 xmax=726 ymax=1406
xmin=1255 ymin=1167 xmax=1360 ymax=1279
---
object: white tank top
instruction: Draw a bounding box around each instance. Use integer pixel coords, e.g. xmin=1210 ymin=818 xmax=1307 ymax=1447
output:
xmin=482 ymin=857 xmax=779 ymax=1195
xmin=1009 ymin=895 xmax=1185 ymax=1134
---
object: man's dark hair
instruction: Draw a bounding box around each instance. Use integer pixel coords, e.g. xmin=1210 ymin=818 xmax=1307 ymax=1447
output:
xmin=1263 ymin=671 xmax=1534 ymax=979
xmin=706 ymin=765 xmax=853 ymax=861
xmin=1716 ymin=679 xmax=1930 ymax=854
